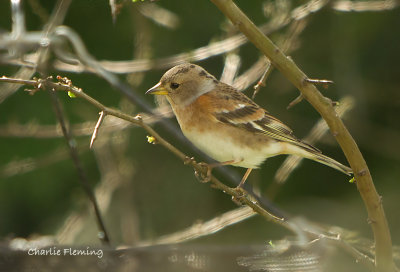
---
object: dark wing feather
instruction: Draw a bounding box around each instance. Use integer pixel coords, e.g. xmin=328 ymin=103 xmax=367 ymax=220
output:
xmin=211 ymin=84 xmax=320 ymax=153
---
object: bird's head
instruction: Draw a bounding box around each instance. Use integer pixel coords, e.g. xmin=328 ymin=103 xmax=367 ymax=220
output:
xmin=146 ymin=63 xmax=218 ymax=106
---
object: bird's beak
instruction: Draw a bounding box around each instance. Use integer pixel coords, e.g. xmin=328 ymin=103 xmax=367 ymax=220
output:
xmin=146 ymin=82 xmax=168 ymax=95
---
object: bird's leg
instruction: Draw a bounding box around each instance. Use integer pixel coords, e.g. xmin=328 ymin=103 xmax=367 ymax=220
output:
xmin=231 ymin=168 xmax=253 ymax=204
xmin=196 ymin=159 xmax=241 ymax=183
xmin=236 ymin=168 xmax=253 ymax=188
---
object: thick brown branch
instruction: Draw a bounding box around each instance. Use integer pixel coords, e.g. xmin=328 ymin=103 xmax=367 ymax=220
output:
xmin=209 ymin=0 xmax=394 ymax=271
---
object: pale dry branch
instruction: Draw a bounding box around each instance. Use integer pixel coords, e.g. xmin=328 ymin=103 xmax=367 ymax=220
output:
xmin=53 ymin=23 xmax=271 ymax=74
xmin=137 ymin=2 xmax=180 ymax=29
xmin=0 ymin=147 xmax=70 ymax=178
xmin=0 ymin=121 xmax=103 ymax=138
xmin=333 ymin=0 xmax=399 ymax=12
xmin=233 ymin=19 xmax=307 ymax=97
xmin=10 ymin=0 xmax=26 ymax=54
xmin=220 ymin=53 xmax=241 ymax=85
xmin=0 ymin=67 xmax=36 ymax=103
xmin=137 ymin=206 xmax=255 ymax=247
xmin=2 ymin=0 xmax=397 ymax=75
xmin=1 ymin=0 xmax=331 ymax=75
xmin=0 ymin=113 xmax=172 ymax=139
xmin=90 ymin=111 xmax=106 ymax=148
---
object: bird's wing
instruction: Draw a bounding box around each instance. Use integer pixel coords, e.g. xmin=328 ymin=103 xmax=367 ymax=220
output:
xmin=209 ymin=84 xmax=320 ymax=153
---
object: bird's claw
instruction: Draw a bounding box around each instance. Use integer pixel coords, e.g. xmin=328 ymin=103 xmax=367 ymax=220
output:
xmin=194 ymin=162 xmax=212 ymax=183
xmin=232 ymin=187 xmax=246 ymax=205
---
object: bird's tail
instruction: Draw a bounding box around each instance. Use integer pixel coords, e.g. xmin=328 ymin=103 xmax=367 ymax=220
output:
xmin=287 ymin=142 xmax=353 ymax=176
xmin=309 ymin=152 xmax=353 ymax=176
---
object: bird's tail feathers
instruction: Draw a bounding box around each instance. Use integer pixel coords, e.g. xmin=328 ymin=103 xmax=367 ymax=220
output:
xmin=288 ymin=143 xmax=353 ymax=176
xmin=310 ymin=152 xmax=353 ymax=176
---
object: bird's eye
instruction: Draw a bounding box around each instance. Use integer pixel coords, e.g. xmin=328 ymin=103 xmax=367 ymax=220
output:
xmin=170 ymin=82 xmax=180 ymax=89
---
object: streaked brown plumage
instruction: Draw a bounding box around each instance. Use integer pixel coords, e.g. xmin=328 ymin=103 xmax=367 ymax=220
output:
xmin=147 ymin=63 xmax=352 ymax=186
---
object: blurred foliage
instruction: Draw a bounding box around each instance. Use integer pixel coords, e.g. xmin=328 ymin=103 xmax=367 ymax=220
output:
xmin=0 ymin=0 xmax=399 ymax=271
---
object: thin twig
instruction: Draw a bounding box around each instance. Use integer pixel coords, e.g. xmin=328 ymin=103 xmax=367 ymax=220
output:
xmin=46 ymin=86 xmax=111 ymax=246
xmin=252 ymin=62 xmax=271 ymax=99
xmin=232 ymin=56 xmax=270 ymax=91
xmin=305 ymin=78 xmax=334 ymax=89
xmin=318 ymin=234 xmax=375 ymax=271
xmin=35 ymin=0 xmax=72 ymax=74
xmin=90 ymin=111 xmax=106 ymax=148
xmin=287 ymin=94 xmax=304 ymax=109
xmin=58 ymin=131 xmax=136 ymax=244
xmin=237 ymin=19 xmax=307 ymax=98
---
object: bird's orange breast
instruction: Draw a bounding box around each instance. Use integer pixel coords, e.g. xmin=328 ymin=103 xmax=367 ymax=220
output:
xmin=173 ymin=93 xmax=216 ymax=132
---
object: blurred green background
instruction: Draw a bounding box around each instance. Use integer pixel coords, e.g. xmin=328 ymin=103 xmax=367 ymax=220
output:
xmin=0 ymin=0 xmax=399 ymax=269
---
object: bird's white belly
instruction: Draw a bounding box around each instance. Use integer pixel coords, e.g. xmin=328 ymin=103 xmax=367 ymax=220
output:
xmin=183 ymin=130 xmax=279 ymax=169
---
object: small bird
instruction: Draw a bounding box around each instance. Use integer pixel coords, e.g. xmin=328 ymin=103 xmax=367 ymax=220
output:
xmin=146 ymin=63 xmax=352 ymax=187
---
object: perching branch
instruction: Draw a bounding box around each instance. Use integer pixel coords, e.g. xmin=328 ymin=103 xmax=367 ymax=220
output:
xmin=0 ymin=75 xmax=299 ymax=236
xmin=209 ymin=0 xmax=394 ymax=271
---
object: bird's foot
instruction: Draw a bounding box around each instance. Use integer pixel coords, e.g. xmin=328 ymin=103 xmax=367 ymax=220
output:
xmin=194 ymin=162 xmax=213 ymax=183
xmin=232 ymin=186 xmax=246 ymax=205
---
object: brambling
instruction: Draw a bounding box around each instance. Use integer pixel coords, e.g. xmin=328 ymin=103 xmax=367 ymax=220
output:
xmin=146 ymin=63 xmax=352 ymax=187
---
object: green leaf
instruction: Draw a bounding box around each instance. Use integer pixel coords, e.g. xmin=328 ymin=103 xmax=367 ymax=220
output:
xmin=67 ymin=91 xmax=77 ymax=98
xmin=268 ymin=240 xmax=275 ymax=248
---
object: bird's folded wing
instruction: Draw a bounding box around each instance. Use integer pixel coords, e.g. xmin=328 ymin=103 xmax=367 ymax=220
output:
xmin=209 ymin=87 xmax=320 ymax=153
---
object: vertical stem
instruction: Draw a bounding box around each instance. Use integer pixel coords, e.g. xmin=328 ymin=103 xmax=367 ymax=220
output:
xmin=210 ymin=0 xmax=394 ymax=271
xmin=47 ymin=89 xmax=111 ymax=246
